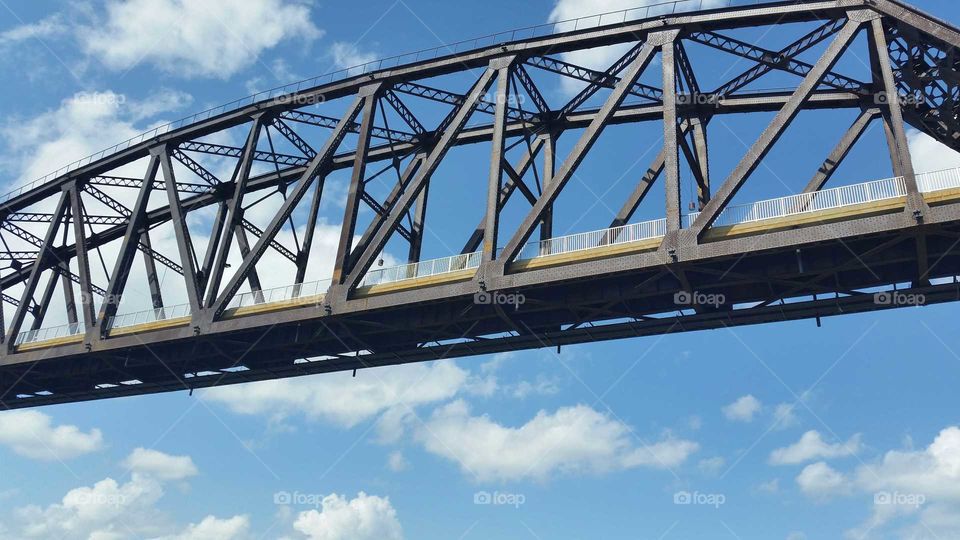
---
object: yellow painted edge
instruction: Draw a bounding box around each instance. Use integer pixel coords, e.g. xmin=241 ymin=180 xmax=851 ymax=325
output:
xmin=509 ymin=237 xmax=663 ymax=272
xmin=223 ymin=294 xmax=326 ymax=319
xmin=355 ymin=269 xmax=478 ymax=296
xmin=16 ymin=333 xmax=83 ymax=352
xmin=108 ymin=316 xmax=191 ymax=337
xmin=703 ymin=197 xmax=907 ymax=240
xmin=923 ymin=187 xmax=960 ymax=205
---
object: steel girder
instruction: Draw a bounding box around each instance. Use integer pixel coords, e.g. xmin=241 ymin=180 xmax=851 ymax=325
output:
xmin=2 ymin=0 xmax=960 ymax=409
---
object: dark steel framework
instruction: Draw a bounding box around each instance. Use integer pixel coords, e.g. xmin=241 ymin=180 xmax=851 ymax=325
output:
xmin=1 ymin=0 xmax=960 ymax=409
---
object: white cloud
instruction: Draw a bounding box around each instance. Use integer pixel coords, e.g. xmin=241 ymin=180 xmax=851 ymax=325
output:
xmin=418 ymin=400 xmax=697 ymax=482
xmin=0 ymin=89 xmax=191 ymax=186
xmin=123 ymin=448 xmax=198 ymax=481
xmin=387 ymin=451 xmax=408 ymax=473
xmin=771 ymin=403 xmax=800 ymax=430
xmin=909 ymin=129 xmax=960 ymax=173
xmin=329 ymin=42 xmax=377 ymax=71
xmin=769 ymin=431 xmax=863 ymax=466
xmin=8 ymin=449 xmax=239 ymax=540
xmin=783 ymin=426 xmax=960 ymax=538
xmin=153 ymin=516 xmax=250 ymax=540
xmin=698 ymin=456 xmax=725 ymax=476
xmin=0 ymin=410 xmax=104 ymax=461
xmin=722 ymin=395 xmax=762 ymax=423
xmin=795 ymin=461 xmax=849 ymax=500
xmin=204 ymin=362 xmax=468 ymax=429
xmin=81 ymin=0 xmax=322 ymax=79
xmin=0 ymin=14 xmax=67 ymax=45
xmin=292 ymin=492 xmax=402 ymax=540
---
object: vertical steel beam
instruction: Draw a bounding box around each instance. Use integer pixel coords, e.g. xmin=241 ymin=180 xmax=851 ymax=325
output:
xmin=59 ymin=264 xmax=77 ymax=325
xmin=205 ymin=117 xmax=264 ymax=306
xmin=199 ymin=201 xmax=227 ymax=295
xmin=333 ymin=85 xmax=382 ymax=284
xmin=687 ymin=17 xmax=863 ymax=239
xmin=68 ymin=185 xmax=95 ymax=329
xmin=662 ymin=38 xmax=681 ymax=235
xmin=408 ymin=184 xmax=429 ymax=263
xmin=869 ymin=18 xmax=925 ymax=212
xmin=483 ymin=59 xmax=514 ymax=263
xmin=140 ymin=231 xmax=164 ymax=309
xmin=6 ymin=190 xmax=69 ymax=349
xmin=690 ymin=118 xmax=711 ymax=208
xmin=160 ymin=148 xmax=203 ymax=319
xmin=540 ymin=133 xmax=557 ymax=243
xmin=95 ymin=155 xmax=160 ymax=336
xmin=496 ymin=37 xmax=662 ymax=268
xmin=296 ymin=175 xmax=327 ymax=285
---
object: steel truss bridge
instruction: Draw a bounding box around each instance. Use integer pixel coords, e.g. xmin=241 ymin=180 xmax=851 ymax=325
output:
xmin=1 ymin=0 xmax=959 ymax=409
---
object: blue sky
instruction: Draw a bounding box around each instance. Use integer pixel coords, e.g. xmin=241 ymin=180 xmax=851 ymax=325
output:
xmin=1 ymin=1 xmax=960 ymax=539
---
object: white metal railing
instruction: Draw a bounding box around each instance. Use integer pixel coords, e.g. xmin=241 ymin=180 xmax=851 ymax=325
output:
xmin=707 ymin=176 xmax=908 ymax=227
xmin=0 ymin=0 xmax=783 ymax=206
xmin=226 ymin=279 xmax=332 ymax=311
xmin=15 ymin=322 xmax=83 ymax=346
xmin=361 ymin=252 xmax=482 ymax=287
xmin=518 ymin=217 xmax=667 ymax=261
xmin=108 ymin=303 xmax=192 ymax=331
xmin=917 ymin=167 xmax=960 ymax=193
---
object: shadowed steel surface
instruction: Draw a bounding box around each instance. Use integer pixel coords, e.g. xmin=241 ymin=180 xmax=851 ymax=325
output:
xmin=1 ymin=0 xmax=960 ymax=410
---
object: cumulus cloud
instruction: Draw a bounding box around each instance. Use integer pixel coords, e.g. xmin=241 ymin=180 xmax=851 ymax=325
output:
xmin=0 ymin=89 xmax=192 ymax=186
xmin=153 ymin=516 xmax=250 ymax=540
xmin=123 ymin=448 xmax=198 ymax=481
xmin=329 ymin=42 xmax=377 ymax=71
xmin=769 ymin=431 xmax=863 ymax=465
xmin=722 ymin=395 xmax=762 ymax=423
xmin=795 ymin=461 xmax=850 ymax=500
xmin=292 ymin=492 xmax=402 ymax=540
xmin=780 ymin=426 xmax=960 ymax=538
xmin=0 ymin=410 xmax=103 ymax=461
xmin=418 ymin=400 xmax=698 ymax=482
xmin=0 ymin=14 xmax=68 ymax=46
xmin=81 ymin=0 xmax=322 ymax=78
xmin=7 ymin=449 xmax=242 ymax=540
xmin=204 ymin=362 xmax=468 ymax=429
xmin=908 ymin=129 xmax=960 ymax=173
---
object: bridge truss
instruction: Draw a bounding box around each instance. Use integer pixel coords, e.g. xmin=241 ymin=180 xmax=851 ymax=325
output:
xmin=1 ymin=0 xmax=960 ymax=408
